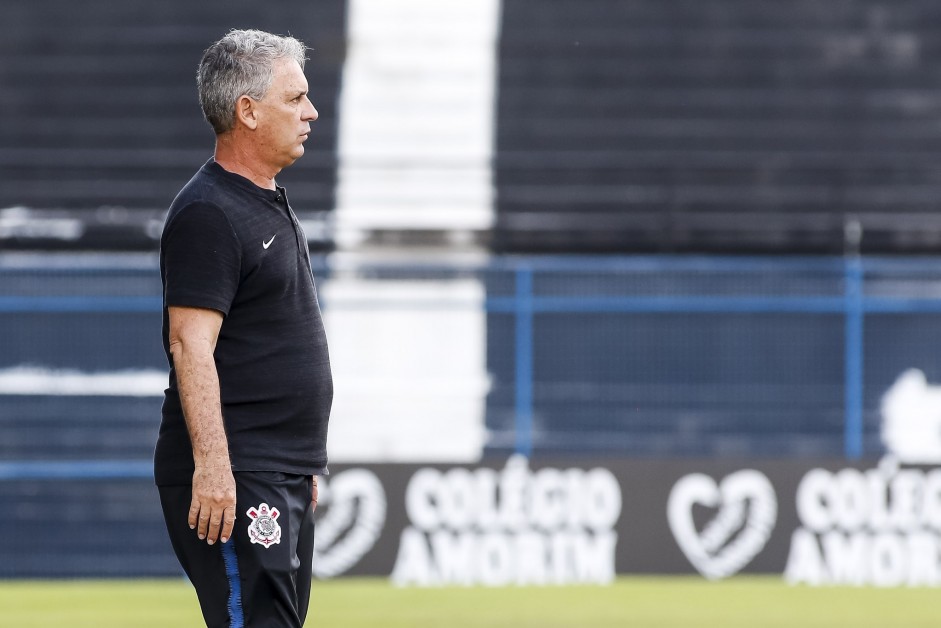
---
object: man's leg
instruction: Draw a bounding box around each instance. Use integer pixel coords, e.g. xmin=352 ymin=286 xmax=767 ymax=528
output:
xmin=296 ymin=478 xmax=316 ymax=626
xmin=159 ymin=473 xmax=315 ymax=627
xmin=159 ymin=483 xmax=240 ymax=628
xmin=233 ymin=471 xmax=314 ymax=627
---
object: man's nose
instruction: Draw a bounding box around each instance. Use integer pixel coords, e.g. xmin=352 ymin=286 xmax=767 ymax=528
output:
xmin=304 ymin=98 xmax=318 ymax=122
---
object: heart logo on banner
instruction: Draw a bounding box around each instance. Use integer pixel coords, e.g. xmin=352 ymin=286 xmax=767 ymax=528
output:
xmin=667 ymin=469 xmax=777 ymax=580
xmin=312 ymin=469 xmax=387 ymax=578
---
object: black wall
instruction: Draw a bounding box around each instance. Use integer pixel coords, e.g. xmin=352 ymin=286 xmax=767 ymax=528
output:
xmin=1 ymin=0 xmax=345 ymax=249
xmin=495 ymin=0 xmax=941 ymax=254
xmin=7 ymin=2 xmax=941 ymax=253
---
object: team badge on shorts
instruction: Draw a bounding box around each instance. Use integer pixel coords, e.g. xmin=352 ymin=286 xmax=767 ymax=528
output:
xmin=246 ymin=503 xmax=281 ymax=548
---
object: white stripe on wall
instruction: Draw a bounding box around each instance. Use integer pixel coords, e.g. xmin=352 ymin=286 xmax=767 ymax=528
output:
xmin=0 ymin=367 xmax=165 ymax=396
xmin=321 ymin=276 xmax=490 ymax=462
xmin=334 ymin=0 xmax=501 ymax=245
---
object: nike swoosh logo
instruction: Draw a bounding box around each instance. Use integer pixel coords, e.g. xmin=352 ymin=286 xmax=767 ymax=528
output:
xmin=263 ymin=235 xmax=276 ymax=249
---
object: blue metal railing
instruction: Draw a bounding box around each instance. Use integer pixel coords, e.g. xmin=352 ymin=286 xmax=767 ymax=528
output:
xmin=487 ymin=256 xmax=941 ymax=460
xmin=513 ymin=267 xmax=534 ymax=458
xmin=0 ymin=296 xmax=162 ymax=312
xmin=0 ymin=460 xmax=153 ymax=480
xmin=4 ymin=254 xmax=941 ymax=476
xmin=843 ymin=257 xmax=864 ymax=459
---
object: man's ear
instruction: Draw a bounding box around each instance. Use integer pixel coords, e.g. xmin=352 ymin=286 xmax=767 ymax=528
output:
xmin=234 ymin=95 xmax=259 ymax=130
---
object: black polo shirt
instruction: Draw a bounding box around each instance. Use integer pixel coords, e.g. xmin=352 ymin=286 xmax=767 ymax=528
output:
xmin=155 ymin=160 xmax=333 ymax=485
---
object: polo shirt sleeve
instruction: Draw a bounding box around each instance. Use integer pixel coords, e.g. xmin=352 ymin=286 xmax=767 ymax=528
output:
xmin=162 ymin=201 xmax=241 ymax=316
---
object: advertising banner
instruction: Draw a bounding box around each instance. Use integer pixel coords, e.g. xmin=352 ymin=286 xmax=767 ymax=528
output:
xmin=314 ymin=453 xmax=941 ymax=586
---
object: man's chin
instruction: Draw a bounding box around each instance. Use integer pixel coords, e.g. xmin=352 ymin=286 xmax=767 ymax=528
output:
xmin=279 ymin=147 xmax=304 ymax=168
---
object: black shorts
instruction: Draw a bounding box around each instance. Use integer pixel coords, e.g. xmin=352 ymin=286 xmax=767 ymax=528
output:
xmin=159 ymin=471 xmax=315 ymax=627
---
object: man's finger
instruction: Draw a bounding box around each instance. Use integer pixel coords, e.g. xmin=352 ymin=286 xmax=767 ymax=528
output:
xmin=207 ymin=511 xmax=223 ymax=545
xmin=197 ymin=509 xmax=211 ymax=540
xmin=188 ymin=497 xmax=201 ymax=531
xmin=220 ymin=508 xmax=236 ymax=544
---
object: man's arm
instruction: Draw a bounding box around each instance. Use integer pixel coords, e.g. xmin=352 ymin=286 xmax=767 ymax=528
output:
xmin=168 ymin=305 xmax=236 ymax=545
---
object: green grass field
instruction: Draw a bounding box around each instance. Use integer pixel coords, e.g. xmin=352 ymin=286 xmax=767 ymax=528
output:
xmin=1 ymin=576 xmax=940 ymax=627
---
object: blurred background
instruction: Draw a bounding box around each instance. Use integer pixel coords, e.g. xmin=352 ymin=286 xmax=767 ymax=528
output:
xmin=4 ymin=0 xmax=941 ymax=589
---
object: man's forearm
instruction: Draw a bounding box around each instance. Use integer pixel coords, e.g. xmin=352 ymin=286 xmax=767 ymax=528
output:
xmin=174 ymin=346 xmax=230 ymax=466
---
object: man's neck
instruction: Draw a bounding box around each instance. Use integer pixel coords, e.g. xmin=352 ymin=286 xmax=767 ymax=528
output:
xmin=213 ymin=136 xmax=279 ymax=190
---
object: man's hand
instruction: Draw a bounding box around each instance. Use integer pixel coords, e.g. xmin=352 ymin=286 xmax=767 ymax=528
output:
xmin=190 ymin=461 xmax=237 ymax=544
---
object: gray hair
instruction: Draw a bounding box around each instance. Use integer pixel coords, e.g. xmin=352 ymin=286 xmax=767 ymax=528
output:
xmin=197 ymin=29 xmax=307 ymax=134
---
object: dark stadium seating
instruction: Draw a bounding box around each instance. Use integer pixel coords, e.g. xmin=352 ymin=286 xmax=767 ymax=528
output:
xmin=494 ymin=0 xmax=941 ymax=253
xmin=7 ymin=1 xmax=941 ymax=253
xmin=0 ymin=0 xmax=345 ymax=250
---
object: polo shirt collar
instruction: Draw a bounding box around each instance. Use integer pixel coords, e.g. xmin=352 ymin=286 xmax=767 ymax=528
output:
xmin=203 ymin=159 xmax=286 ymax=202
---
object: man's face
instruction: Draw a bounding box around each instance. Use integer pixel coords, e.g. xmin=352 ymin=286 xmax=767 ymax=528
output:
xmin=254 ymin=57 xmax=318 ymax=169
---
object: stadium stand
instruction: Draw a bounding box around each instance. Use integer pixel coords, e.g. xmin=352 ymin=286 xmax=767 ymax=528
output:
xmin=0 ymin=0 xmax=345 ymax=250
xmin=494 ymin=0 xmax=941 ymax=254
xmin=6 ymin=1 xmax=941 ymax=255
xmin=5 ymin=1 xmax=941 ymax=255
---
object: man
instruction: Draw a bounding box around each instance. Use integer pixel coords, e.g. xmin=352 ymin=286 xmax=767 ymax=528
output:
xmin=156 ymin=29 xmax=332 ymax=627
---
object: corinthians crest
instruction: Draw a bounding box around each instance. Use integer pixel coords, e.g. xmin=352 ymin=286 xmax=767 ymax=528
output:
xmin=246 ymin=503 xmax=282 ymax=548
